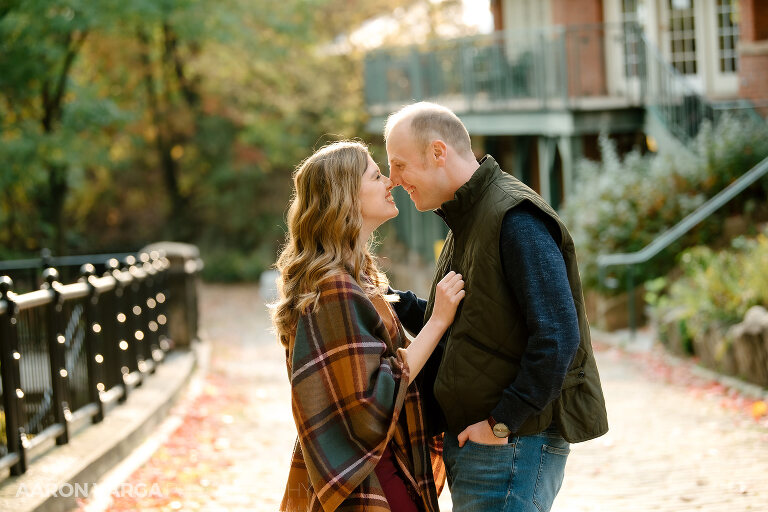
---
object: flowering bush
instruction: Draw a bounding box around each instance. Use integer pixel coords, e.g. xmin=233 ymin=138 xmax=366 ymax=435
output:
xmin=562 ymin=115 xmax=768 ymax=292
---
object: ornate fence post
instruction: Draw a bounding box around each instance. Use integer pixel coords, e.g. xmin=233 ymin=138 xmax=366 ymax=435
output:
xmin=107 ymin=258 xmax=132 ymax=403
xmin=138 ymin=253 xmax=158 ymax=373
xmin=43 ymin=268 xmax=70 ymax=445
xmin=149 ymin=251 xmax=170 ymax=356
xmin=0 ymin=276 xmax=27 ymax=475
xmin=125 ymin=256 xmax=150 ymax=376
xmin=81 ymin=264 xmax=105 ymax=424
xmin=140 ymin=242 xmax=202 ymax=348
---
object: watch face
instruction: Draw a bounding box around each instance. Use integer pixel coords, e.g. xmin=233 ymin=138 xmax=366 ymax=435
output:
xmin=492 ymin=423 xmax=510 ymax=437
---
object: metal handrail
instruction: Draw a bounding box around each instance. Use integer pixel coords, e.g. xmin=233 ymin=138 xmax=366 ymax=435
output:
xmin=90 ymin=275 xmax=117 ymax=293
xmin=639 ymin=32 xmax=713 ymax=141
xmin=597 ymin=156 xmax=768 ymax=269
xmin=597 ymin=155 xmax=768 ymax=336
xmin=364 ymin=22 xmax=641 ymax=114
xmin=0 ymin=252 xmax=135 ymax=272
xmin=55 ymin=281 xmax=91 ymax=300
xmin=0 ymin=248 xmax=184 ymax=478
xmin=639 ymin=31 xmax=767 ymax=139
xmin=639 ymin=32 xmax=700 ymax=97
xmin=10 ymin=289 xmax=55 ymax=311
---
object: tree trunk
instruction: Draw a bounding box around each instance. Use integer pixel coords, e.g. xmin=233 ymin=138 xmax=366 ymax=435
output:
xmin=40 ymin=30 xmax=88 ymax=255
xmin=148 ymin=23 xmax=203 ymax=242
xmin=46 ymin=165 xmax=68 ymax=255
xmin=138 ymin=26 xmax=193 ymax=242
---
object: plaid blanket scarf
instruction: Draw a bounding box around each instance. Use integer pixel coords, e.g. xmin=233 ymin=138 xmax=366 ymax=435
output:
xmin=281 ymin=273 xmax=445 ymax=511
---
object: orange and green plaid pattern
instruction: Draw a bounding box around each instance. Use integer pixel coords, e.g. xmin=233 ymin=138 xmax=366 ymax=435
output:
xmin=281 ymin=273 xmax=444 ymax=511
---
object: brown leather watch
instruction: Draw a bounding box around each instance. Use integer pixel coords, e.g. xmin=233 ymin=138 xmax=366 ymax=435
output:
xmin=487 ymin=416 xmax=511 ymax=438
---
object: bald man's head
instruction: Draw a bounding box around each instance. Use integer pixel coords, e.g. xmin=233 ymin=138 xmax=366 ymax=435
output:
xmin=384 ymin=102 xmax=473 ymax=160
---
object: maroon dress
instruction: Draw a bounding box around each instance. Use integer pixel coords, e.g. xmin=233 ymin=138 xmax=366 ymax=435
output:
xmin=375 ymin=444 xmax=419 ymax=511
xmin=371 ymin=296 xmax=422 ymax=512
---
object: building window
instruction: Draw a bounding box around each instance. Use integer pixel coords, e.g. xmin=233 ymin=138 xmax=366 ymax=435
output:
xmin=717 ymin=0 xmax=739 ymax=73
xmin=668 ymin=0 xmax=697 ymax=75
xmin=621 ymin=0 xmax=642 ymax=78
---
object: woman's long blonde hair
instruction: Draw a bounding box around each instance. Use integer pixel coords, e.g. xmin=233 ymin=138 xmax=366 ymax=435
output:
xmin=271 ymin=141 xmax=390 ymax=349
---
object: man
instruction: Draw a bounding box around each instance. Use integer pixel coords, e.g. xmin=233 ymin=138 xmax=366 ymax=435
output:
xmin=384 ymin=102 xmax=608 ymax=512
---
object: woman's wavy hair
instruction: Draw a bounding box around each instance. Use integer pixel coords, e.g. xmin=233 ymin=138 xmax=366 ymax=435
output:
xmin=271 ymin=140 xmax=390 ymax=349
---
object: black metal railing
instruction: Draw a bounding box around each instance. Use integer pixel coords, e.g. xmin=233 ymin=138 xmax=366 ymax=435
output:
xmin=0 ymin=247 xmax=199 ymax=476
xmin=0 ymin=250 xmax=135 ymax=295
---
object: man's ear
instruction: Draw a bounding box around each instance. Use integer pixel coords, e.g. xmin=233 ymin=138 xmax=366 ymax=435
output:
xmin=431 ymin=140 xmax=448 ymax=167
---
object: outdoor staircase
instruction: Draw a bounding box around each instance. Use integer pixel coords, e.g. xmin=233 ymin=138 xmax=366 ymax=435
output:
xmin=598 ymin=28 xmax=768 ymax=335
xmin=637 ymin=28 xmax=765 ymax=145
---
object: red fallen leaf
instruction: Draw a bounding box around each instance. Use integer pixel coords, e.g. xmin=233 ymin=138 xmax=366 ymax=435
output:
xmin=595 ymin=340 xmax=768 ymax=426
xmin=74 ymin=373 xmax=245 ymax=512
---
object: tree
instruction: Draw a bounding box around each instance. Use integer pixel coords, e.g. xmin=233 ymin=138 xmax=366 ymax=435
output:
xmin=2 ymin=0 xmax=475 ymax=279
xmin=0 ymin=1 xmax=136 ymax=254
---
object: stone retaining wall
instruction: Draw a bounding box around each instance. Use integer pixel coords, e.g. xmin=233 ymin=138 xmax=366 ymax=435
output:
xmin=662 ymin=306 xmax=768 ymax=388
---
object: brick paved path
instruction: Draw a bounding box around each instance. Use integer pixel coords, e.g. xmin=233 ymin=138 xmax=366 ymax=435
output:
xmin=77 ymin=284 xmax=768 ymax=511
xmin=554 ymin=345 xmax=768 ymax=512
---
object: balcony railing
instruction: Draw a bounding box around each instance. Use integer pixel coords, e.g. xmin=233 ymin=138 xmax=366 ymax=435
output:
xmin=364 ymin=23 xmax=646 ymax=115
xmin=364 ymin=22 xmax=765 ymax=140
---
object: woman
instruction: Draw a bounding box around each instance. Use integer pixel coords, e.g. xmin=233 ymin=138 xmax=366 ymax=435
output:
xmin=271 ymin=140 xmax=464 ymax=511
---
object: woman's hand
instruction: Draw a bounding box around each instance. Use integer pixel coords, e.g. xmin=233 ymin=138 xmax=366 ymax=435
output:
xmin=402 ymin=271 xmax=464 ymax=384
xmin=430 ymin=271 xmax=465 ymax=330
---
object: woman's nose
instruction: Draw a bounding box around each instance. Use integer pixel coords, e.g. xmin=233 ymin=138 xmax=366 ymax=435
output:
xmin=384 ymin=174 xmax=394 ymax=190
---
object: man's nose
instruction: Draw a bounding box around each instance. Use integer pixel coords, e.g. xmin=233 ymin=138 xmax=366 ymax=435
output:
xmin=388 ymin=167 xmax=401 ymax=186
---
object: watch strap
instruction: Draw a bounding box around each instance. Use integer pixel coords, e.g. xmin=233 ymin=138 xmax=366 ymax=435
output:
xmin=487 ymin=416 xmax=511 ymax=438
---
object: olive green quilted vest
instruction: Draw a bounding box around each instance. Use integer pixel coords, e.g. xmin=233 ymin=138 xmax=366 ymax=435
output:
xmin=424 ymin=156 xmax=608 ymax=443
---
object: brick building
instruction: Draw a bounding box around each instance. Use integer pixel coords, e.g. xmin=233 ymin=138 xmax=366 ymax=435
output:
xmin=364 ymin=0 xmax=767 ymax=225
xmin=738 ymin=0 xmax=768 ymax=108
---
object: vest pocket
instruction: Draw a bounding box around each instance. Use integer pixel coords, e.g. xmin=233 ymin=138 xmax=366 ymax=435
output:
xmin=561 ymin=345 xmax=588 ymax=390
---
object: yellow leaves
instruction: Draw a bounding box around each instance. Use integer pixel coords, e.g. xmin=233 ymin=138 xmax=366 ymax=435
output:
xmin=106 ymin=209 xmax=119 ymax=227
xmin=144 ymin=126 xmax=157 ymax=142
xmin=109 ymin=140 xmax=130 ymax=162
xmin=1 ymin=129 xmax=21 ymax=141
xmin=752 ymin=401 xmax=767 ymax=421
xmin=153 ymin=446 xmax=171 ymax=461
xmin=645 ymin=134 xmax=658 ymax=153
xmin=50 ymin=148 xmax=64 ymax=162
xmin=433 ymin=240 xmax=444 ymax=262
xmin=171 ymin=145 xmax=184 ymax=161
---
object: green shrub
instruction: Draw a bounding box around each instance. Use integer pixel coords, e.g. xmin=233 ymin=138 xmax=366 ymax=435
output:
xmin=200 ymin=245 xmax=277 ymax=283
xmin=652 ymin=229 xmax=768 ymax=343
xmin=562 ymin=115 xmax=768 ymax=292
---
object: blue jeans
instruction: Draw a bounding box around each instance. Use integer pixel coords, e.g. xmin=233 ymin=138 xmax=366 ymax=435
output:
xmin=442 ymin=425 xmax=570 ymax=512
